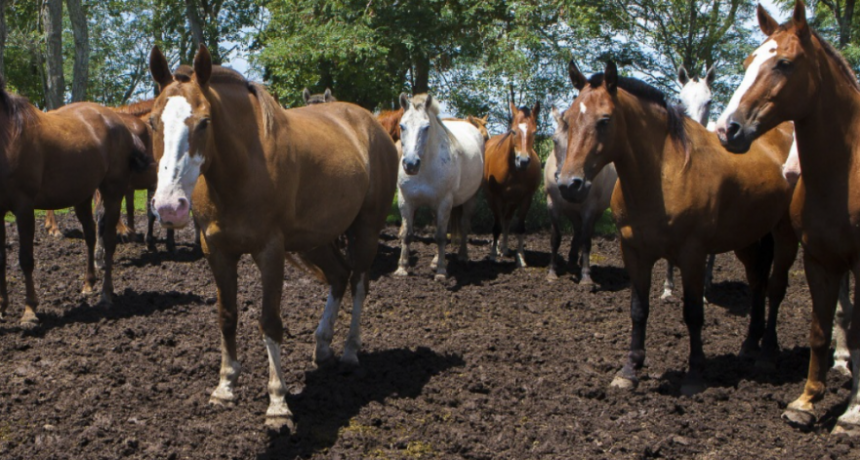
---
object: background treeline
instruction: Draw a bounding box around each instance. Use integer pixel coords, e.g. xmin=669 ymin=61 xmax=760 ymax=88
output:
xmin=2 ymin=0 xmax=857 ymax=231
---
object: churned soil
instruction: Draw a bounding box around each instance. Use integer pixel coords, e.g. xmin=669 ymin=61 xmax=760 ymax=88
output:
xmin=1 ymin=214 xmax=859 ymax=459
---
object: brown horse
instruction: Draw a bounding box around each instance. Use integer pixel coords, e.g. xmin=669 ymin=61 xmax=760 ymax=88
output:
xmin=483 ymin=102 xmax=541 ymax=267
xmin=443 ymin=115 xmax=491 ymax=141
xmin=377 ymin=108 xmax=404 ymax=142
xmin=558 ymin=60 xmax=797 ymax=395
xmin=716 ymin=1 xmax=860 ymax=434
xmin=148 ymin=45 xmax=397 ymax=427
xmin=0 ymin=83 xmax=149 ymax=324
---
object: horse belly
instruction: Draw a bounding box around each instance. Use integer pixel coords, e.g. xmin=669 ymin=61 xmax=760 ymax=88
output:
xmin=34 ymin=151 xmax=107 ymax=210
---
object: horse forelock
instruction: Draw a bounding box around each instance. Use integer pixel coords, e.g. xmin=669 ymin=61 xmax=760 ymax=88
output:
xmin=410 ymin=94 xmax=440 ymax=116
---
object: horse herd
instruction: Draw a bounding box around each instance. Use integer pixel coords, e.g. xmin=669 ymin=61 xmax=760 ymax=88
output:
xmin=1 ymin=0 xmax=859 ymax=436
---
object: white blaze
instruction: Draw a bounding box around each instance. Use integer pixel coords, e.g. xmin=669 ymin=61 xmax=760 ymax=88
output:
xmin=718 ymin=39 xmax=778 ymax=127
xmin=579 ymin=103 xmax=587 ymax=115
xmin=156 ymin=96 xmax=205 ymax=204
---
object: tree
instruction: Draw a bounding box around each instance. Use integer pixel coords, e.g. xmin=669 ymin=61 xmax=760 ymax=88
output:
xmin=42 ymin=0 xmax=63 ymax=109
xmin=66 ymin=0 xmax=88 ymax=102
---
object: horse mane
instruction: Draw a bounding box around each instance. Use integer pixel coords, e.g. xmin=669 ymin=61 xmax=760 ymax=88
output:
xmin=0 ymin=78 xmax=38 ymax=154
xmin=115 ymin=98 xmax=155 ymax=117
xmin=377 ymin=108 xmax=403 ymax=140
xmin=410 ymin=94 xmax=441 ymax=116
xmin=588 ymin=72 xmax=689 ymax=163
xmin=812 ymin=29 xmax=860 ymax=93
xmin=516 ymin=106 xmax=532 ymax=118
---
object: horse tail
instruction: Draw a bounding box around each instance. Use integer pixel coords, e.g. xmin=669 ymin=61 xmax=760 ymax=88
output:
xmin=128 ymin=131 xmax=152 ymax=173
xmin=286 ymin=252 xmax=328 ymax=283
xmin=450 ymin=205 xmax=464 ymax=246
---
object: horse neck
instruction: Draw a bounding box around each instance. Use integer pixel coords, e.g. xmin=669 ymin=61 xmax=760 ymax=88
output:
xmin=794 ymin=44 xmax=860 ymax=193
xmin=425 ymin=117 xmax=451 ymax=164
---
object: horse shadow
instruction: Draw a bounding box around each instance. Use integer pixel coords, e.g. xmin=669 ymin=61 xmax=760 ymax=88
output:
xmin=704 ymin=281 xmax=751 ymax=317
xmin=257 ymin=346 xmax=464 ymax=460
xmin=118 ymin=244 xmax=204 ymax=267
xmin=4 ymin=288 xmax=203 ymax=337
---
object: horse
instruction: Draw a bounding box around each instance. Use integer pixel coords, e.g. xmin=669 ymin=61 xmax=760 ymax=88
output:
xmin=545 ymin=106 xmax=617 ymax=283
xmin=558 ymin=60 xmax=797 ymax=395
xmin=302 ymin=87 xmax=336 ymax=105
xmin=394 ymin=93 xmax=484 ymax=281
xmin=715 ymin=0 xmax=860 ymax=433
xmin=662 ymin=65 xmax=719 ymax=299
xmin=483 ymin=102 xmax=541 ymax=267
xmin=443 ymin=115 xmax=491 ymax=141
xmin=377 ymin=108 xmax=404 ymax=142
xmin=0 ymin=82 xmax=149 ymax=324
xmin=148 ymin=45 xmax=397 ymax=427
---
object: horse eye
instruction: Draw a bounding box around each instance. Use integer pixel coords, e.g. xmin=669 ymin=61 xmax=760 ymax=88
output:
xmin=399 ymin=124 xmax=406 ymax=131
xmin=197 ymin=118 xmax=210 ymax=131
xmin=776 ymin=59 xmax=792 ymax=70
xmin=597 ymin=117 xmax=611 ymax=128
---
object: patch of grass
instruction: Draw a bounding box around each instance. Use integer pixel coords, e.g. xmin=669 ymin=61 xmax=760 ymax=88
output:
xmin=3 ymin=190 xmax=149 ymax=224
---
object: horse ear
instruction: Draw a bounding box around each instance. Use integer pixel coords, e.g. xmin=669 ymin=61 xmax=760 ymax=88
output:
xmin=569 ymin=59 xmax=586 ymax=91
xmin=481 ymin=114 xmax=489 ymax=123
xmin=509 ymin=102 xmax=517 ymax=119
xmin=605 ymin=61 xmax=618 ymax=96
xmin=302 ymin=88 xmax=311 ymax=104
xmin=193 ymin=44 xmax=212 ymax=88
xmin=324 ymin=88 xmax=334 ymax=102
xmin=425 ymin=94 xmax=434 ymax=113
xmin=705 ymin=66 xmax=716 ymax=86
xmin=677 ymin=66 xmax=689 ymax=86
xmin=757 ymin=3 xmax=779 ymax=36
xmin=149 ymin=46 xmax=173 ymax=89
xmin=551 ymin=106 xmax=561 ymax=124
xmin=532 ymin=101 xmax=541 ymax=120
xmin=793 ymin=0 xmax=810 ymax=41
xmin=399 ymin=92 xmax=409 ymax=109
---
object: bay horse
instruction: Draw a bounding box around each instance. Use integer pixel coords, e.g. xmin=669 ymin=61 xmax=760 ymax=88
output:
xmin=483 ymin=102 xmax=541 ymax=267
xmin=559 ymin=60 xmax=797 ymax=394
xmin=394 ymin=93 xmax=485 ymax=281
xmin=302 ymin=87 xmax=336 ymax=105
xmin=148 ymin=45 xmax=397 ymax=427
xmin=545 ymin=106 xmax=617 ymax=283
xmin=715 ymin=0 xmax=860 ymax=433
xmin=0 ymin=82 xmax=149 ymax=324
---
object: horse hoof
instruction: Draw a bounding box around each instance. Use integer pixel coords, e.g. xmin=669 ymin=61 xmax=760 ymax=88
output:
xmin=579 ymin=276 xmax=594 ymax=286
xmin=208 ymin=394 xmax=235 ymax=407
xmin=313 ymin=351 xmax=337 ymax=369
xmin=516 ymin=259 xmax=528 ymax=269
xmin=81 ymin=285 xmax=95 ymax=295
xmin=660 ymin=289 xmax=673 ymax=301
xmin=47 ymin=228 xmax=62 ymax=238
xmin=546 ymin=271 xmax=559 ymax=282
xmin=393 ymin=267 xmax=409 ymax=277
xmin=782 ymin=408 xmax=816 ymax=430
xmin=265 ymin=414 xmax=295 ymax=431
xmin=833 ymin=422 xmax=860 ymax=436
xmin=98 ymin=293 xmax=114 ymax=308
xmin=434 ymin=273 xmax=447 ymax=282
xmin=610 ymin=375 xmax=637 ymax=390
xmin=19 ymin=311 xmax=39 ymax=326
xmin=832 ymin=362 xmax=852 ymax=378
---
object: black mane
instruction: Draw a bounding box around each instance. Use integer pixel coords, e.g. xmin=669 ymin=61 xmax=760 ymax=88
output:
xmin=0 ymin=78 xmax=38 ymax=154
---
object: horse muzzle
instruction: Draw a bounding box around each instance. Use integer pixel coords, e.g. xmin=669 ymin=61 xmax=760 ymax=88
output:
xmin=514 ymin=155 xmax=531 ymax=172
xmin=402 ymin=157 xmax=421 ymax=175
xmin=717 ymin=116 xmax=755 ymax=154
xmin=153 ymin=196 xmax=192 ymax=229
xmin=558 ymin=176 xmax=591 ymax=203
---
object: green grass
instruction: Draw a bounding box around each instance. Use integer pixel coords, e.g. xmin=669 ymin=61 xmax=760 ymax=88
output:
xmin=3 ymin=190 xmax=149 ymax=223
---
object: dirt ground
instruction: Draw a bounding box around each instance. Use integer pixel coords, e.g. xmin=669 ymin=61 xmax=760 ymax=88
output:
xmin=1 ymin=214 xmax=859 ymax=459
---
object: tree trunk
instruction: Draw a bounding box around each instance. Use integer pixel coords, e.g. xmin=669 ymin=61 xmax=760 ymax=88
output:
xmin=185 ymin=0 xmax=205 ymax=50
xmin=412 ymin=53 xmax=430 ymax=94
xmin=42 ymin=0 xmax=64 ymax=110
xmin=66 ymin=0 xmax=88 ymax=102
xmin=841 ymin=0 xmax=855 ymax=49
xmin=0 ymin=0 xmax=7 ymax=78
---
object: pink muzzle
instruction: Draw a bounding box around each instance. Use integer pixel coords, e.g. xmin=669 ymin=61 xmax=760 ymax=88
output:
xmin=153 ymin=196 xmax=191 ymax=228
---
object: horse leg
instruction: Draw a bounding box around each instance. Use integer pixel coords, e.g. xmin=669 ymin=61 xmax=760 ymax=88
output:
xmin=782 ymin=256 xmax=841 ymax=429
xmin=251 ymin=237 xmax=293 ymax=428
xmin=432 ymin=198 xmax=453 ymax=281
xmin=304 ymin=244 xmax=350 ymax=365
xmin=98 ymin=192 xmax=123 ymax=306
xmin=0 ymin=214 xmax=7 ymax=321
xmin=578 ymin=207 xmax=599 ymax=285
xmin=611 ymin=244 xmax=654 ymax=390
xmin=192 ymin=217 xmax=201 ymax=254
xmin=15 ymin=209 xmax=38 ymax=324
xmin=207 ymin=249 xmax=242 ymax=406
xmin=116 ymin=188 xmax=135 ymax=243
xmin=44 ymin=210 xmax=61 ymax=237
xmin=145 ymin=188 xmax=157 ymax=251
xmin=167 ymin=229 xmax=176 ymax=254
xmin=394 ymin=198 xmax=414 ymax=276
xmin=94 ymin=195 xmax=106 ymax=271
xmin=759 ymin=223 xmax=799 ymax=370
xmin=568 ymin=213 xmax=583 ymax=273
xmin=704 ymin=254 xmax=716 ymax=295
xmin=833 ymin=269 xmax=860 ymax=435
xmin=500 ymin=206 xmax=511 ymax=257
xmin=661 ymin=261 xmax=676 ymax=300
xmin=833 ymin=275 xmax=853 ymax=377
xmin=489 ymin=196 xmax=502 ymax=262
xmin=514 ymin=198 xmax=530 ymax=268
xmin=734 ymin=238 xmax=771 ymax=358
xmin=547 ymin=205 xmax=562 ymax=282
xmin=679 ymin=257 xmax=708 ymax=395
xmin=73 ymin=201 xmax=97 ymax=295
xmin=457 ymin=194 xmax=477 ymax=263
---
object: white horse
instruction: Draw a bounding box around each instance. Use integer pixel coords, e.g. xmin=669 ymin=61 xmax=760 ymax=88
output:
xmin=546 ymin=106 xmax=618 ymax=283
xmin=661 ymin=66 xmax=719 ymax=299
xmin=394 ymin=93 xmax=485 ymax=281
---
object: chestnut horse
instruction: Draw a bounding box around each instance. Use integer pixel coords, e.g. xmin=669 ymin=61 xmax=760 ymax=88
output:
xmin=444 ymin=115 xmax=490 ymax=141
xmin=148 ymin=45 xmax=397 ymax=427
xmin=716 ymin=1 xmax=860 ymax=433
xmin=559 ymin=60 xmax=797 ymax=395
xmin=0 ymin=83 xmax=149 ymax=323
xmin=483 ymin=102 xmax=541 ymax=267
xmin=377 ymin=108 xmax=404 ymax=143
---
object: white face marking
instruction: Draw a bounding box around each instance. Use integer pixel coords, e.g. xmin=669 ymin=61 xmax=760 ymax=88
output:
xmin=679 ymin=79 xmax=712 ymax=126
xmin=156 ymin=96 xmax=205 ymax=203
xmin=518 ymin=123 xmax=528 ymax=137
xmin=718 ymin=39 xmax=778 ymax=127
xmin=579 ymin=103 xmax=587 ymax=115
xmin=399 ymin=106 xmax=431 ymax=167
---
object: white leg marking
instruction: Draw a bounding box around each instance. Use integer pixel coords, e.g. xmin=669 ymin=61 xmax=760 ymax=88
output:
xmin=516 ymin=232 xmax=527 ymax=268
xmin=210 ymin=336 xmax=241 ymax=404
xmin=314 ymin=287 xmax=342 ymax=364
xmin=263 ymin=336 xmax=292 ymax=422
xmin=833 ymin=282 xmax=853 ymax=377
xmin=343 ymin=274 xmax=366 ymax=366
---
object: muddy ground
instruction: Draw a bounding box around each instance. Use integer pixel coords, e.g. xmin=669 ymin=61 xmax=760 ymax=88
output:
xmin=1 ymin=214 xmax=859 ymax=459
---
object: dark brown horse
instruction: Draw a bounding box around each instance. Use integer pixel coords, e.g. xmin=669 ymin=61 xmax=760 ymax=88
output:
xmin=0 ymin=83 xmax=149 ymax=324
xmin=148 ymin=45 xmax=397 ymax=427
xmin=483 ymin=102 xmax=541 ymax=267
xmin=559 ymin=60 xmax=796 ymax=395
xmin=716 ymin=1 xmax=860 ymax=434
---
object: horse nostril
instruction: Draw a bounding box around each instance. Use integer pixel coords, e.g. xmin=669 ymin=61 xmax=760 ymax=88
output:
xmin=177 ymin=197 xmax=189 ymax=213
xmin=571 ymin=177 xmax=584 ymax=190
xmin=726 ymin=121 xmax=742 ymax=139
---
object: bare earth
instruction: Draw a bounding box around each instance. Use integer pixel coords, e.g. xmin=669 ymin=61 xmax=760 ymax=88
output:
xmin=1 ymin=215 xmax=858 ymax=459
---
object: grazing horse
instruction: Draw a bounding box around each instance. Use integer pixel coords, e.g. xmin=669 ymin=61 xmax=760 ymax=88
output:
xmin=545 ymin=106 xmax=617 ymax=282
xmin=148 ymin=45 xmax=397 ymax=427
xmin=662 ymin=66 xmax=719 ymax=299
xmin=483 ymin=102 xmax=541 ymax=267
xmin=302 ymin=87 xmax=336 ymax=105
xmin=394 ymin=93 xmax=484 ymax=281
xmin=558 ymin=60 xmax=796 ymax=394
xmin=0 ymin=83 xmax=149 ymax=323
xmin=716 ymin=1 xmax=860 ymax=433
